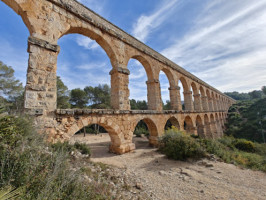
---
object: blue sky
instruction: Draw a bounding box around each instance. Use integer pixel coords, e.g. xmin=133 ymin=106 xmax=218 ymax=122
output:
xmin=0 ymin=0 xmax=266 ymax=103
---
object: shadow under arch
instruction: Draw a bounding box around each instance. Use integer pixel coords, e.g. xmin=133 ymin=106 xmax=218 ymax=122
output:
xmin=184 ymin=115 xmax=195 ymax=134
xmin=210 ymin=113 xmax=217 ymax=138
xmin=164 ymin=116 xmax=180 ymax=130
xmin=196 ymin=115 xmax=205 ymax=137
xmin=2 ymin=0 xmax=34 ymax=34
xmin=204 ymin=114 xmax=212 ymax=138
xmin=66 ymin=117 xmax=122 ymax=153
xmin=133 ymin=117 xmax=159 ymax=147
xmin=60 ymin=27 xmax=118 ymax=67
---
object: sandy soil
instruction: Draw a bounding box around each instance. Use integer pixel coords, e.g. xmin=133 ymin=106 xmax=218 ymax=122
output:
xmin=71 ymin=134 xmax=266 ymax=200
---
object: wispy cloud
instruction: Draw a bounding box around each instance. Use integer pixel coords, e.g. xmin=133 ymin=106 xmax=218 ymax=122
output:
xmin=0 ymin=38 xmax=27 ymax=85
xmin=132 ymin=0 xmax=179 ymax=42
xmin=76 ymin=36 xmax=100 ymax=50
xmin=161 ymin=0 xmax=266 ymax=92
xmin=57 ymin=61 xmax=110 ymax=90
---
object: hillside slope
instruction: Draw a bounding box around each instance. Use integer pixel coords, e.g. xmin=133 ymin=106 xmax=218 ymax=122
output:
xmin=225 ymin=98 xmax=266 ymax=143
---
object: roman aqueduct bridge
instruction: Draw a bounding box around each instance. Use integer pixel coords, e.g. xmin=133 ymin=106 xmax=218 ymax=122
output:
xmin=3 ymin=0 xmax=236 ymax=154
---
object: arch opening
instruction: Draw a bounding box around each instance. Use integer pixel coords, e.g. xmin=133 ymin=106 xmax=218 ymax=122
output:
xmin=204 ymin=114 xmax=212 ymax=138
xmin=177 ymin=79 xmax=185 ymax=110
xmin=133 ymin=118 xmax=159 ymax=148
xmin=191 ymin=82 xmax=200 ymax=111
xmin=196 ymin=115 xmax=205 ymax=137
xmin=179 ymin=77 xmax=191 ymax=111
xmin=57 ymin=34 xmax=113 ymax=109
xmin=159 ymin=70 xmax=171 ymax=110
xmin=0 ymin=1 xmax=30 ymax=111
xmin=184 ymin=116 xmax=195 ymax=134
xmin=70 ymin=121 xmax=119 ymax=157
xmin=164 ymin=117 xmax=180 ymax=130
xmin=210 ymin=114 xmax=217 ymax=138
xmin=127 ymin=58 xmax=148 ymax=110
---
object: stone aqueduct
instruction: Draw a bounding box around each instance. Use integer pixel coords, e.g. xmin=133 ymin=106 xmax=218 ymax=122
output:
xmin=3 ymin=0 xmax=236 ymax=154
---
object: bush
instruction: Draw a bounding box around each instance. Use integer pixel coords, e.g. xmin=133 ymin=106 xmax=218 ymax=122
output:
xmin=74 ymin=142 xmax=91 ymax=155
xmin=158 ymin=128 xmax=266 ymax=172
xmin=233 ymin=139 xmax=255 ymax=152
xmin=159 ymin=128 xmax=205 ymax=160
xmin=0 ymin=115 xmax=108 ymax=199
xmin=134 ymin=126 xmax=149 ymax=137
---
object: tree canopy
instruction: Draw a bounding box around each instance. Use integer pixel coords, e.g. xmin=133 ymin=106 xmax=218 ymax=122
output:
xmin=57 ymin=76 xmax=70 ymax=109
xmin=0 ymin=61 xmax=23 ymax=100
xmin=0 ymin=62 xmax=24 ymax=112
xmin=84 ymin=84 xmax=111 ymax=109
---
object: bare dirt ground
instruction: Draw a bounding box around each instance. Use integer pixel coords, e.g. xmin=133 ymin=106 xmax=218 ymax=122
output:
xmin=71 ymin=134 xmax=266 ymax=200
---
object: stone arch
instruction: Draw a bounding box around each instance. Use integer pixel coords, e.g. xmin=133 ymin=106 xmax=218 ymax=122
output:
xmin=164 ymin=116 xmax=180 ymax=130
xmin=199 ymin=86 xmax=206 ymax=96
xmin=191 ymin=82 xmax=202 ymax=111
xmin=126 ymin=55 xmax=154 ymax=81
xmin=65 ymin=117 xmax=123 ymax=153
xmin=219 ymin=113 xmax=225 ymax=130
xmin=179 ymin=77 xmax=189 ymax=91
xmin=179 ymin=77 xmax=193 ymax=111
xmin=191 ymin=82 xmax=199 ymax=94
xmin=210 ymin=114 xmax=217 ymax=138
xmin=160 ymin=68 xmax=176 ymax=88
xmin=158 ymin=69 xmax=172 ymax=110
xmin=215 ymin=113 xmax=222 ymax=137
xmin=196 ymin=115 xmax=205 ymax=137
xmin=133 ymin=117 xmax=159 ymax=146
xmin=60 ymin=27 xmax=118 ymax=67
xmin=200 ymin=86 xmax=208 ymax=111
xmin=2 ymin=0 xmax=34 ymax=34
xmin=217 ymin=95 xmax=221 ymax=110
xmin=184 ymin=115 xmax=195 ymax=134
xmin=206 ymin=89 xmax=213 ymax=111
xmin=211 ymin=92 xmax=217 ymax=111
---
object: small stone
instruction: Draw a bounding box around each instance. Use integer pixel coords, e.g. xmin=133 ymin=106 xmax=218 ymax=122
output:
xmin=135 ymin=182 xmax=142 ymax=190
xmin=159 ymin=170 xmax=167 ymax=176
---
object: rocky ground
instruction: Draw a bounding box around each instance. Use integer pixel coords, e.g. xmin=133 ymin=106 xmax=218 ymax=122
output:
xmin=71 ymin=134 xmax=266 ymax=200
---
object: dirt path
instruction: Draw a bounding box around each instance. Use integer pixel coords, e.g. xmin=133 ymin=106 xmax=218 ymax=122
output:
xmin=71 ymin=134 xmax=266 ymax=200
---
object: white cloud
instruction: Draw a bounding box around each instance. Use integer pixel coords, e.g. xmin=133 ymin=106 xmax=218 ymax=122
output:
xmin=76 ymin=36 xmax=100 ymax=50
xmin=129 ymin=68 xmax=146 ymax=80
xmin=0 ymin=38 xmax=27 ymax=85
xmin=132 ymin=0 xmax=179 ymax=42
xmin=76 ymin=62 xmax=106 ymax=70
xmin=161 ymin=0 xmax=266 ymax=92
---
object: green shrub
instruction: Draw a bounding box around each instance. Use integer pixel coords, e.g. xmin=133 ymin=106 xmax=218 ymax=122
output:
xmin=0 ymin=115 xmax=110 ymax=199
xmin=199 ymin=139 xmax=233 ymax=163
xmin=233 ymin=139 xmax=255 ymax=152
xmin=134 ymin=126 xmax=149 ymax=137
xmin=74 ymin=142 xmax=91 ymax=155
xmin=51 ymin=141 xmax=76 ymax=153
xmin=159 ymin=128 xmax=205 ymax=161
